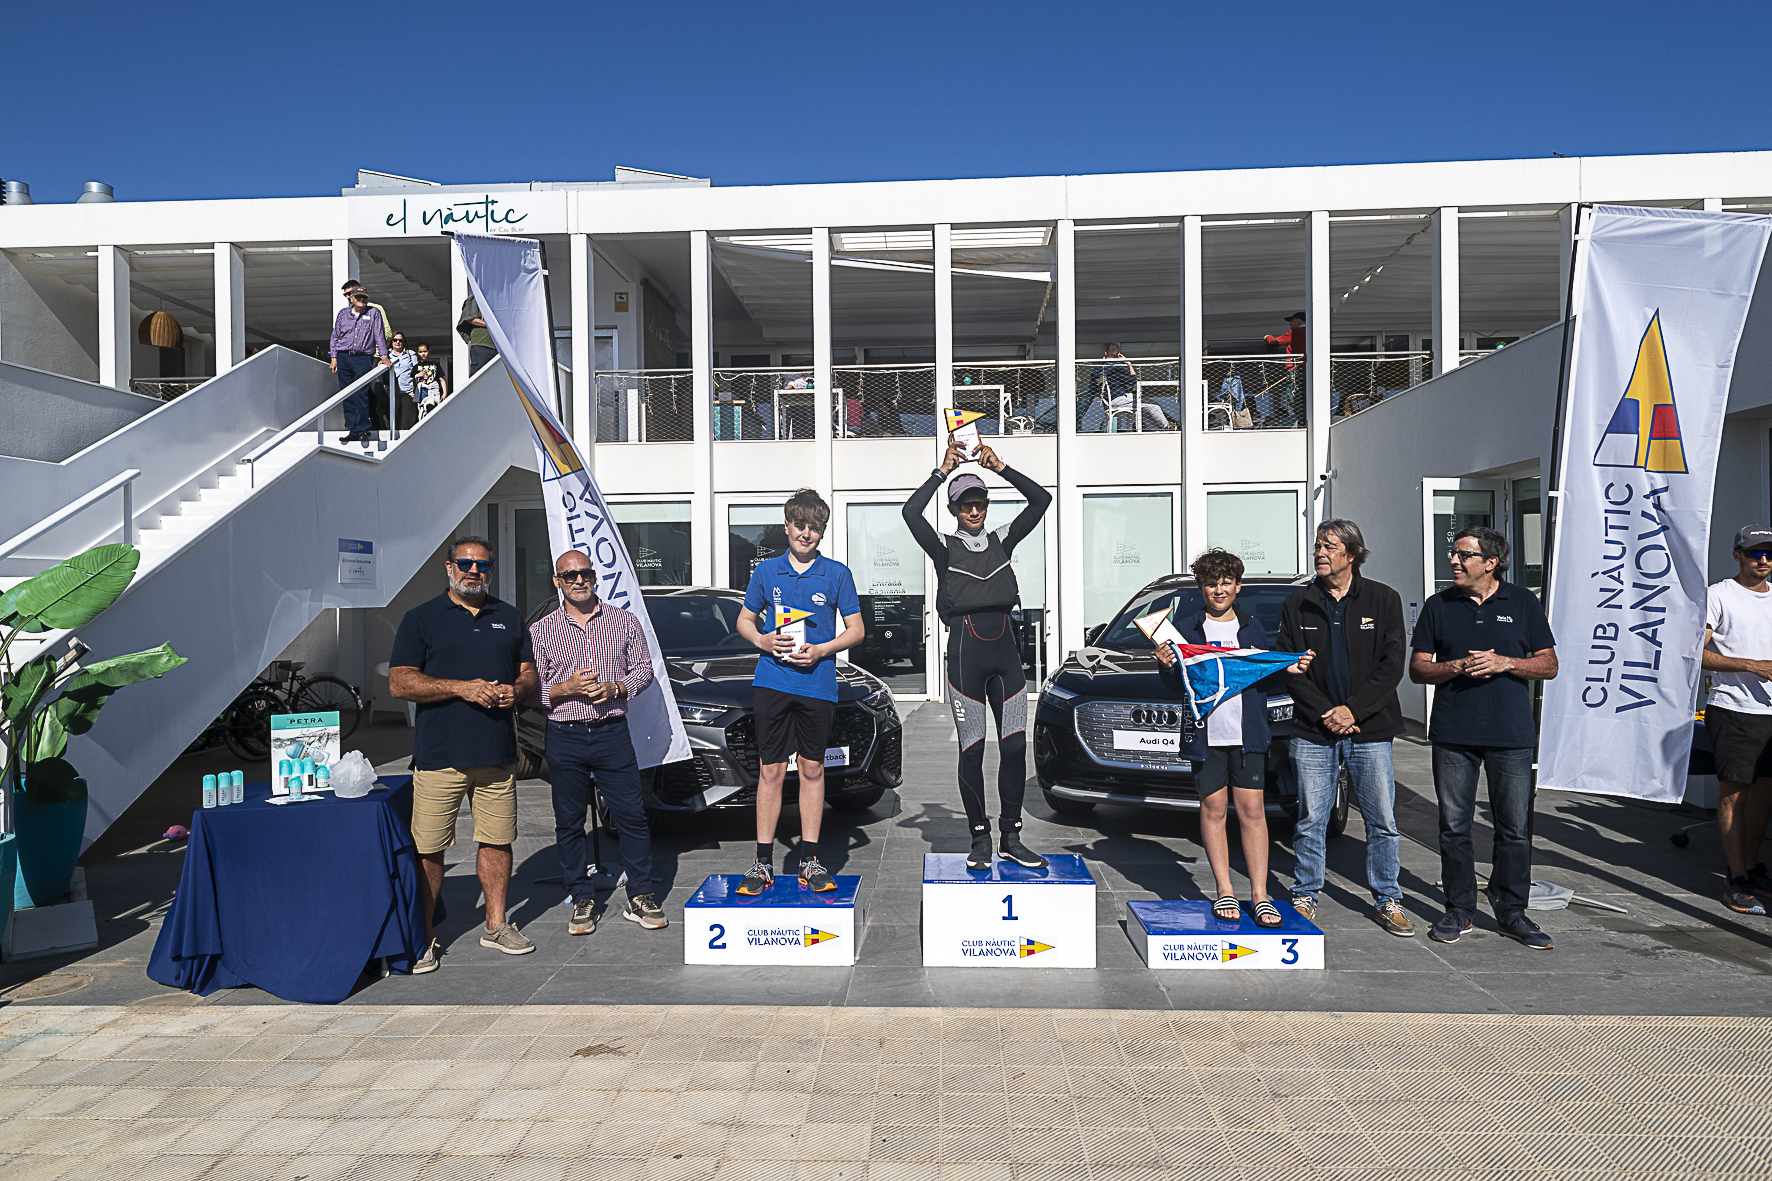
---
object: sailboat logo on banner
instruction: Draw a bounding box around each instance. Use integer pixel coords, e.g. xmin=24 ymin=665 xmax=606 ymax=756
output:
xmin=1593 ymin=311 xmax=1688 ymax=474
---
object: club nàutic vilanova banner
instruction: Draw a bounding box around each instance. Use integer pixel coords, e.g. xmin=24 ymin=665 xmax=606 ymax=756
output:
xmin=450 ymin=232 xmax=691 ymax=768
xmin=1538 ymin=206 xmax=1772 ymax=803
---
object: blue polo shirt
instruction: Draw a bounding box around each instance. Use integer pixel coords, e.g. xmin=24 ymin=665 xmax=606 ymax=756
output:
xmin=743 ymin=552 xmax=860 ymax=702
xmin=1411 ymin=580 xmax=1556 ymax=749
xmin=390 ymin=592 xmax=535 ymax=771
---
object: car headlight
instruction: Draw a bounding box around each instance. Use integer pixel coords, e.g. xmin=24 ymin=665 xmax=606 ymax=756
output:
xmin=860 ymin=687 xmax=895 ymax=715
xmin=1042 ymin=683 xmax=1077 ymax=703
xmin=677 ymin=703 xmax=725 ymax=725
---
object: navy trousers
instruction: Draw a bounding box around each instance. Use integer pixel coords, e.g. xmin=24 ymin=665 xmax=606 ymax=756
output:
xmin=335 ymin=352 xmax=377 ymax=435
xmin=545 ymin=718 xmax=651 ymax=903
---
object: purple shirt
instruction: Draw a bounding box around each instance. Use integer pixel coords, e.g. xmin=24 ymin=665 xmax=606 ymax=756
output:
xmin=329 ymin=305 xmax=387 ymax=358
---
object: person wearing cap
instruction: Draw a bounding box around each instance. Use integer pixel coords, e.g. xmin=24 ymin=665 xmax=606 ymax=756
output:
xmin=903 ymin=440 xmax=1053 ymax=870
xmin=1702 ymin=525 xmax=1772 ymax=915
xmin=1264 ymin=312 xmax=1307 ymax=427
xmin=1409 ymin=525 xmax=1559 ymax=949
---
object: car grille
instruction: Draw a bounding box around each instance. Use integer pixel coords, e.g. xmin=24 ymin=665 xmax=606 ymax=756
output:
xmin=1074 ymin=700 xmax=1192 ymax=770
xmin=722 ymin=705 xmax=876 ymax=781
xmin=657 ymin=754 xmax=716 ymax=804
xmin=876 ymin=729 xmax=901 ymax=779
xmin=726 ymin=715 xmax=759 ymax=780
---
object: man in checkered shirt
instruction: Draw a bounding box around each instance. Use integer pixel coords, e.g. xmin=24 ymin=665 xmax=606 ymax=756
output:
xmin=529 ymin=549 xmax=667 ymax=936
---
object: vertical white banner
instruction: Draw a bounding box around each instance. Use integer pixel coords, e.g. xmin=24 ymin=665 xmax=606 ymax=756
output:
xmin=1539 ymin=206 xmax=1771 ymax=802
xmin=451 ymin=232 xmax=690 ymax=768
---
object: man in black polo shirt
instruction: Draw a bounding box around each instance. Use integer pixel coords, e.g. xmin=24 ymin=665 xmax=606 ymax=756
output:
xmin=1410 ymin=525 xmax=1559 ymax=950
xmin=390 ymin=536 xmax=539 ymax=972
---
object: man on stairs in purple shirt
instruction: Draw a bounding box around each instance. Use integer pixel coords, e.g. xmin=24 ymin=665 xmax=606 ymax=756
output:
xmin=328 ymin=285 xmax=389 ymax=443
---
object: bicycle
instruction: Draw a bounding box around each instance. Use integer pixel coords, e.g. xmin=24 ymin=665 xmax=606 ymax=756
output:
xmin=193 ymin=662 xmax=364 ymax=763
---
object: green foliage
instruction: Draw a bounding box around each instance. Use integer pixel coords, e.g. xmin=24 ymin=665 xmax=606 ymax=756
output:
xmin=1 ymin=654 xmax=55 ymax=724
xmin=21 ymin=757 xmax=86 ymax=807
xmin=0 ymin=544 xmax=140 ymax=634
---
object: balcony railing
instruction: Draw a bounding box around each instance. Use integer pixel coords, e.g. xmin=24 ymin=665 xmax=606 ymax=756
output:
xmin=593 ymin=370 xmax=693 ymax=442
xmin=948 ymin=361 xmax=1057 ymax=437
xmin=1327 ymin=353 xmax=1433 ymax=421
xmin=1076 ymin=358 xmax=1183 ymax=434
xmin=129 ymin=376 xmax=209 ymax=402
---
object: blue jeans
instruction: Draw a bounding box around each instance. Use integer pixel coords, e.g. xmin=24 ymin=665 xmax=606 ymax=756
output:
xmin=1432 ymin=744 xmax=1534 ymax=920
xmin=335 ymin=352 xmax=377 ymax=435
xmin=1289 ymin=736 xmax=1401 ymax=903
xmin=545 ymin=718 xmax=651 ymax=902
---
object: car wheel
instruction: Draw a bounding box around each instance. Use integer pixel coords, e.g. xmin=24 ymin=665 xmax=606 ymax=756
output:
xmin=1042 ymin=788 xmax=1096 ymax=815
xmin=1326 ymin=766 xmax=1351 ymax=838
xmin=831 ymin=787 xmax=886 ymax=813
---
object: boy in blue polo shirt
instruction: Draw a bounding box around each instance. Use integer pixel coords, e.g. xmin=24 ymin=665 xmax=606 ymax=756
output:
xmin=735 ymin=489 xmax=865 ymax=893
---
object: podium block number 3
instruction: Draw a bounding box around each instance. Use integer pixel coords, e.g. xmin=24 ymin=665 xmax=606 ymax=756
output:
xmin=1002 ymin=895 xmax=1018 ymax=921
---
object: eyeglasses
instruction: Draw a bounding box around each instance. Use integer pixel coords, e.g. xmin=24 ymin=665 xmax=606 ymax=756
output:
xmin=1449 ymin=549 xmax=1487 ymax=563
xmin=556 ymin=569 xmax=594 ymax=582
xmin=452 ymin=559 xmax=493 ymax=573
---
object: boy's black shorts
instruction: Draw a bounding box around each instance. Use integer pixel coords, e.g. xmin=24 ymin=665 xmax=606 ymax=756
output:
xmin=1196 ymin=746 xmax=1264 ymax=795
xmin=753 ymin=685 xmax=837 ymax=765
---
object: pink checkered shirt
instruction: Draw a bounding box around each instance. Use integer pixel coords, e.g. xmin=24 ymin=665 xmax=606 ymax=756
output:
xmin=529 ymin=600 xmax=655 ymax=722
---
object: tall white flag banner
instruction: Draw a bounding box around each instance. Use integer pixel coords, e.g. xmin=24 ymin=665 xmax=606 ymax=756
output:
xmin=451 ymin=232 xmax=691 ymax=768
xmin=1539 ymin=206 xmax=1771 ymax=802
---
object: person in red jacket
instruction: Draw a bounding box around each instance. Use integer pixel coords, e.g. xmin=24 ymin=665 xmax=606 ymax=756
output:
xmin=1264 ymin=312 xmax=1306 ymax=426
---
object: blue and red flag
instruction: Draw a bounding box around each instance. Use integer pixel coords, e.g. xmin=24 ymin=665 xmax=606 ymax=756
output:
xmin=1172 ymin=644 xmax=1306 ymax=723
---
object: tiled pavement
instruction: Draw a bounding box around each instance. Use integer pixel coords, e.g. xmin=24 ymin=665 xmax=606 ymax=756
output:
xmin=3 ymin=1001 xmax=1770 ymax=1180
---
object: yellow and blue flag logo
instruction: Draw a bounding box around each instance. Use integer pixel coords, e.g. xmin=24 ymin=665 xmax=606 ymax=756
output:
xmin=775 ymin=605 xmax=814 ymax=629
xmin=803 ymin=927 xmax=838 ymax=946
xmin=1019 ymin=939 xmax=1054 ymax=958
xmin=1593 ymin=311 xmax=1687 ymax=474
xmin=1221 ymin=942 xmax=1257 ymax=962
xmin=944 ymin=407 xmax=988 ymax=433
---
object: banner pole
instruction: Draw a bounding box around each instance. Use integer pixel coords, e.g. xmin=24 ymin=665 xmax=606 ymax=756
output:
xmin=1540 ymin=202 xmax=1590 ymax=621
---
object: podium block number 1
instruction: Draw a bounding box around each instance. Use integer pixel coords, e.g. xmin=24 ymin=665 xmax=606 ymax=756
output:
xmin=1002 ymin=895 xmax=1018 ymax=921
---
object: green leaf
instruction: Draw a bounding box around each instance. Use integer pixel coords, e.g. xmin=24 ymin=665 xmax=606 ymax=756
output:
xmin=58 ymin=644 xmax=187 ymax=696
xmin=29 ymin=695 xmax=105 ymax=762
xmin=0 ymin=545 xmax=140 ymax=634
xmin=22 ymin=757 xmax=87 ymax=807
xmin=1 ymin=653 xmax=57 ymax=728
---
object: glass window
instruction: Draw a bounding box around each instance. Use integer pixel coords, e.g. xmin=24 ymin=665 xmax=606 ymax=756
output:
xmin=1207 ymin=490 xmax=1299 ymax=576
xmin=1097 ymin=582 xmax=1297 ymax=651
xmin=1082 ymin=494 xmax=1174 ymax=632
xmin=728 ymin=505 xmax=788 ymax=591
xmin=847 ymin=503 xmax=928 ymax=693
xmin=984 ymin=500 xmax=1050 ymax=685
xmin=1511 ymin=477 xmax=1542 ymax=599
xmin=643 ymin=594 xmax=753 ymax=658
xmin=1433 ymin=490 xmax=1495 ymax=595
xmin=512 ymin=507 xmax=554 ymax=619
xmin=612 ymin=501 xmax=692 ymax=587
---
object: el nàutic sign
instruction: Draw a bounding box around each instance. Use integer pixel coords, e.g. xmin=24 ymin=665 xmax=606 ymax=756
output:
xmin=347 ymin=191 xmax=568 ymax=239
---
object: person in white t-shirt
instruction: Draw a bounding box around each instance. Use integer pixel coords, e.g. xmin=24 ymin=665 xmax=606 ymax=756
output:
xmin=1153 ymin=549 xmax=1312 ymax=928
xmin=1703 ymin=524 xmax=1772 ymax=915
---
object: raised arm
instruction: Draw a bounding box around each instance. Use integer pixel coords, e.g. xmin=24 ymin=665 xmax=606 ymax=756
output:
xmin=903 ymin=468 xmax=949 ymax=566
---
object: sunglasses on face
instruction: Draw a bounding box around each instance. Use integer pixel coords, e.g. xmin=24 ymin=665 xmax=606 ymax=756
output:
xmin=1748 ymin=550 xmax=1772 ymax=561
xmin=556 ymin=569 xmax=595 ymax=583
xmin=452 ymin=559 xmax=492 ymax=573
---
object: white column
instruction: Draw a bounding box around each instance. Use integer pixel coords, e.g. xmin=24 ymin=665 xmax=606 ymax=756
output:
xmin=569 ymin=232 xmax=595 ymax=465
xmin=1056 ymin=219 xmax=1081 ymax=654
xmin=690 ymin=230 xmax=715 ymax=587
xmin=331 ymin=239 xmax=357 ymax=311
xmin=1557 ymin=204 xmax=1577 ymax=322
xmin=214 ymin=242 xmax=245 ymax=373
xmin=1305 ymin=211 xmax=1331 ymax=530
xmin=449 ymin=245 xmax=469 ymax=388
xmin=934 ymin=223 xmax=954 ymax=468
xmin=1180 ymin=215 xmax=1206 ymax=561
xmin=1431 ymin=207 xmax=1460 ymax=376
xmin=98 ymin=246 xmax=131 ymax=390
xmin=813 ymin=228 xmax=833 ymax=502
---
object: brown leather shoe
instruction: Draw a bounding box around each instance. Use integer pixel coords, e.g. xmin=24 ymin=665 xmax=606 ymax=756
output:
xmin=1375 ymin=899 xmax=1415 ymax=937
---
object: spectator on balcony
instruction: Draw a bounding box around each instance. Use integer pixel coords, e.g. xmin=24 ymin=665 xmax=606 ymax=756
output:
xmin=387 ymin=332 xmax=418 ymax=430
xmin=328 ymin=285 xmax=389 ymax=444
xmin=413 ymin=343 xmax=449 ymax=416
xmin=458 ymin=295 xmax=498 ymax=376
xmin=1264 ymin=313 xmax=1306 ymax=427
xmin=1087 ymin=344 xmax=1171 ymax=432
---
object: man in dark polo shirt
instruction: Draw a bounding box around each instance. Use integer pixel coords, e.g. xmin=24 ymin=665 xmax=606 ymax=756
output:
xmin=390 ymin=536 xmax=539 ymax=972
xmin=1410 ymin=525 xmax=1559 ymax=950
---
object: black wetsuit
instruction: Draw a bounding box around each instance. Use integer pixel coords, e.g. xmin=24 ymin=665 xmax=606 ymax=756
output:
xmin=904 ymin=464 xmax=1053 ymax=831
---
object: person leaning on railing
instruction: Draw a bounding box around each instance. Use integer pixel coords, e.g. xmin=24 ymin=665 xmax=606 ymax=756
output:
xmin=327 ymin=285 xmax=389 ymax=444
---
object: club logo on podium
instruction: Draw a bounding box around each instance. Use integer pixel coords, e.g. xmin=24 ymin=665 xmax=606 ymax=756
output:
xmin=804 ymin=927 xmax=838 ymax=946
xmin=1220 ymin=942 xmax=1256 ymax=962
xmin=1020 ymin=939 xmax=1054 ymax=958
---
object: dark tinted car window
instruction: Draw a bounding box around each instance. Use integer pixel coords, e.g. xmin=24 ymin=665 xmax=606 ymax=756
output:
xmin=644 ymin=596 xmax=753 ymax=658
xmin=1097 ymin=584 xmax=1298 ymax=650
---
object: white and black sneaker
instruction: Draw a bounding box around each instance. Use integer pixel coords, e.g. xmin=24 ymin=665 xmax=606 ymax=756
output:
xmin=999 ymin=821 xmax=1048 ymax=870
xmin=568 ymin=899 xmax=597 ymax=936
xmin=966 ymin=825 xmax=994 ymax=871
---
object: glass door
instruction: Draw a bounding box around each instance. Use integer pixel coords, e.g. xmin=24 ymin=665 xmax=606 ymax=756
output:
xmin=507 ymin=502 xmax=557 ymax=620
xmin=726 ymin=503 xmax=789 ymax=591
xmin=845 ymin=502 xmax=929 ymax=695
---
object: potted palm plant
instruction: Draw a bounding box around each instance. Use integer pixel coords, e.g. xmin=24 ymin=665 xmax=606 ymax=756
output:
xmin=1 ymin=544 xmax=185 ymax=936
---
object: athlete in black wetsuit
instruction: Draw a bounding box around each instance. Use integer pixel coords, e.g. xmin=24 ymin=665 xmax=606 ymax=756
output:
xmin=904 ymin=441 xmax=1054 ymax=870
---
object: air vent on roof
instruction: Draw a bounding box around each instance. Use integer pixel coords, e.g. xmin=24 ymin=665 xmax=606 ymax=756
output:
xmin=1 ymin=180 xmax=32 ymax=205
xmin=76 ymin=182 xmax=115 ymax=203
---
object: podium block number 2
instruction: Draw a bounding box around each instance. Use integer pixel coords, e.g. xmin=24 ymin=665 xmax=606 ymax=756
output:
xmin=709 ymin=924 xmax=726 ymax=950
xmin=1002 ymin=895 xmax=1018 ymax=921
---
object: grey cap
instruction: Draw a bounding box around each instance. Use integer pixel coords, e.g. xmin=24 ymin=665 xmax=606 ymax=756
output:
xmin=1735 ymin=524 xmax=1772 ymax=550
xmin=947 ymin=473 xmax=989 ymax=504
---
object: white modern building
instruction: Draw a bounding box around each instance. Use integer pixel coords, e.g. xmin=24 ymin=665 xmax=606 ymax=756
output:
xmin=5 ymin=151 xmax=1772 ymax=844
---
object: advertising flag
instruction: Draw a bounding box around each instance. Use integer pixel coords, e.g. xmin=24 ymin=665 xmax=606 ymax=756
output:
xmin=1538 ymin=206 xmax=1772 ymax=802
xmin=450 ymin=232 xmax=690 ymax=768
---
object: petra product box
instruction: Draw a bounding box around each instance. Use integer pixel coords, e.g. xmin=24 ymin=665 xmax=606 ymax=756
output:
xmin=684 ymin=873 xmax=862 ymax=966
xmin=271 ymin=712 xmax=339 ymax=771
xmin=1125 ymin=900 xmax=1324 ymax=969
xmin=921 ymin=853 xmax=1097 ymax=968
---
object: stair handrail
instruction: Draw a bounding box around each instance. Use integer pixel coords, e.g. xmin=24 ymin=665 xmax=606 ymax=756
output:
xmin=0 ymin=468 xmax=142 ymax=563
xmin=242 ymin=363 xmax=390 ymax=487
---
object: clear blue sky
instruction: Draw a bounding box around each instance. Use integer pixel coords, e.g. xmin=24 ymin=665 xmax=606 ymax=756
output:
xmin=8 ymin=0 xmax=1768 ymax=202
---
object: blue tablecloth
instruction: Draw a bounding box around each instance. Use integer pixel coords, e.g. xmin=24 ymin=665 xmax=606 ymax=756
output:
xmin=148 ymin=776 xmax=426 ymax=1004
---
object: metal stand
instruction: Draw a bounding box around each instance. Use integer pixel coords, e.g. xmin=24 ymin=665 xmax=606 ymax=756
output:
xmin=533 ymin=777 xmax=624 ymax=887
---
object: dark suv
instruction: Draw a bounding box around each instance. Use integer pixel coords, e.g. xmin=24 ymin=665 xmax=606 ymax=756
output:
xmin=1032 ymin=574 xmax=1348 ymax=834
xmin=517 ymin=588 xmax=902 ymax=816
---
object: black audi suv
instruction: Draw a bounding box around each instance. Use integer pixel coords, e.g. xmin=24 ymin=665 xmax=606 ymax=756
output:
xmin=1033 ymin=574 xmax=1348 ymax=834
xmin=518 ymin=588 xmax=902 ymax=817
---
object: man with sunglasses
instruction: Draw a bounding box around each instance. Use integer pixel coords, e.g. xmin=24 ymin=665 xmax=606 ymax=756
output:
xmin=327 ymin=283 xmax=389 ymax=443
xmin=1702 ymin=526 xmax=1772 ymax=915
xmin=530 ymin=550 xmax=668 ymax=935
xmin=390 ymin=538 xmax=539 ymax=971
xmin=1410 ymin=525 xmax=1559 ymax=949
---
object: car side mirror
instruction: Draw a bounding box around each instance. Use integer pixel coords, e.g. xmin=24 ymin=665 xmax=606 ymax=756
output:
xmin=1085 ymin=624 xmax=1105 ymax=647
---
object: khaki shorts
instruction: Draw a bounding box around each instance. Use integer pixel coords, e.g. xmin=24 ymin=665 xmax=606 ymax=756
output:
xmin=410 ymin=765 xmax=518 ymax=853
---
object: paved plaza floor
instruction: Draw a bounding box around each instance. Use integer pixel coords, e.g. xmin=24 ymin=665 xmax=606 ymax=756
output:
xmin=2 ymin=703 xmax=1769 ymax=1177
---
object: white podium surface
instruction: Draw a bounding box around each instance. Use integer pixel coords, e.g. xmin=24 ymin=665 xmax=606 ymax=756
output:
xmin=684 ymin=873 xmax=862 ymax=966
xmin=1126 ymin=900 xmax=1324 ymax=969
xmin=921 ymin=853 xmax=1096 ymax=968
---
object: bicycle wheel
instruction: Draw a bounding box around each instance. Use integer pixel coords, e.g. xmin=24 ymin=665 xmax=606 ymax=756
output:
xmin=294 ymin=674 xmax=363 ymax=739
xmin=221 ymin=689 xmax=282 ymax=762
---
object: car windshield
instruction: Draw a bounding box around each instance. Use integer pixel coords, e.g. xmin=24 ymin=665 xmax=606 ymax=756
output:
xmin=1096 ymin=583 xmax=1299 ymax=650
xmin=643 ymin=595 xmax=754 ymax=658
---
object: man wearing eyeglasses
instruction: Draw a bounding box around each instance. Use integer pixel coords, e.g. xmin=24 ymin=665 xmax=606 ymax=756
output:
xmin=529 ymin=550 xmax=668 ymax=936
xmin=1410 ymin=525 xmax=1559 ymax=950
xmin=389 ymin=537 xmax=540 ymax=971
xmin=327 ymin=283 xmax=390 ymax=443
xmin=1701 ymin=525 xmax=1772 ymax=916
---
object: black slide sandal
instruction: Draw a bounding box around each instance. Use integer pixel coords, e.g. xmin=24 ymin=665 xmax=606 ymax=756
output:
xmin=1252 ymin=900 xmax=1283 ymax=928
xmin=1212 ymin=896 xmax=1242 ymax=922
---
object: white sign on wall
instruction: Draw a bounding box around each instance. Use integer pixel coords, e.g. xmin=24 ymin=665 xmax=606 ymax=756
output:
xmin=337 ymin=539 xmax=375 ymax=586
xmin=347 ymin=192 xmax=568 ymax=239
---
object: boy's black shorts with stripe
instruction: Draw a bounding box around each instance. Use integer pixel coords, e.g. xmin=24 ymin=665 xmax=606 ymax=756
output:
xmin=753 ymin=685 xmax=836 ymax=765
